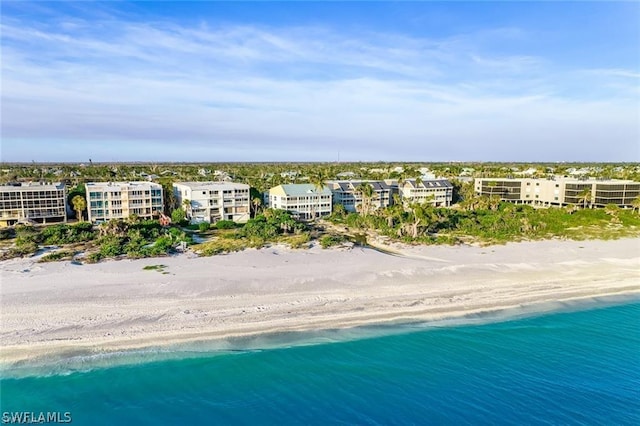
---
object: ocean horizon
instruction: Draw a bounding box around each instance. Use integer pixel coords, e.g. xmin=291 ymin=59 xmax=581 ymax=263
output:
xmin=2 ymin=297 xmax=639 ymax=425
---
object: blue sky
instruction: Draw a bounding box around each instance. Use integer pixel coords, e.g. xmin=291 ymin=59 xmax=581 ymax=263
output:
xmin=1 ymin=1 xmax=639 ymax=162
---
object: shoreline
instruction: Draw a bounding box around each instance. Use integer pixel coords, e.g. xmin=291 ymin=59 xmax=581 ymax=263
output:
xmin=2 ymin=238 xmax=639 ymax=372
xmin=3 ymin=291 xmax=639 ymax=374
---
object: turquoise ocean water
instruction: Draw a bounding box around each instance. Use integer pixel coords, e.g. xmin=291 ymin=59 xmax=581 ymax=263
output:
xmin=2 ymin=300 xmax=639 ymax=425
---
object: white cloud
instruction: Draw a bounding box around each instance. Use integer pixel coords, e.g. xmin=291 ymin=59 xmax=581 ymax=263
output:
xmin=1 ymin=8 xmax=638 ymax=162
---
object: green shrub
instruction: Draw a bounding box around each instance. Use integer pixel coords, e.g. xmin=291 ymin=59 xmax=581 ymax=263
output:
xmin=0 ymin=228 xmax=16 ymax=240
xmin=219 ymin=229 xmax=241 ymax=239
xmin=39 ymin=250 xmax=76 ymax=262
xmin=283 ymin=232 xmax=311 ymax=249
xmin=143 ymin=264 xmax=167 ymax=271
xmin=241 ymin=217 xmax=279 ymax=240
xmin=15 ymin=225 xmax=41 ymax=243
xmin=171 ymin=208 xmax=186 ymax=224
xmin=152 ymin=235 xmax=174 ymax=252
xmin=41 ymin=223 xmax=96 ymax=245
xmin=12 ymin=242 xmax=39 ymax=257
xmin=198 ymin=222 xmax=211 ymax=232
xmin=99 ymin=236 xmax=125 ymax=258
xmin=131 ymin=220 xmax=162 ymax=238
xmin=167 ymin=227 xmax=193 ymax=245
xmin=85 ymin=252 xmax=103 ymax=263
xmin=196 ymin=239 xmax=247 ymax=256
xmin=15 ymin=232 xmax=39 ymax=255
xmin=320 ymin=234 xmax=346 ymax=249
xmin=124 ymin=234 xmax=147 ymax=258
xmin=215 ymin=220 xmax=236 ymax=229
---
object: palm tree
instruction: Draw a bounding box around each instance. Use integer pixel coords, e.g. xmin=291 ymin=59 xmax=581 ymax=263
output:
xmin=381 ymin=201 xmax=403 ymax=229
xmin=488 ymin=195 xmax=501 ymax=211
xmin=72 ymin=195 xmax=86 ymax=222
xmin=252 ymin=197 xmax=263 ymax=217
xmin=408 ymin=202 xmax=429 ymax=238
xmin=182 ymin=199 xmax=192 ymax=220
xmin=332 ymin=203 xmax=346 ymax=218
xmin=475 ymin=195 xmax=490 ymax=211
xmin=486 ymin=181 xmax=497 ymax=196
xmin=98 ymin=219 xmax=129 ymax=237
xmin=280 ymin=215 xmax=296 ymax=234
xmin=308 ymin=171 xmax=326 ymax=220
xmin=577 ymin=188 xmax=592 ymax=209
xmin=356 ymin=182 xmax=375 ymax=216
xmin=564 ymin=203 xmax=578 ymax=215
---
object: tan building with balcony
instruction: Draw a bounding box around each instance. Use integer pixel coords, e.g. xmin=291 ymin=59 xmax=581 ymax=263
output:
xmin=173 ymin=182 xmax=250 ymax=224
xmin=0 ymin=182 xmax=67 ymax=227
xmin=474 ymin=177 xmax=640 ymax=208
xmin=86 ymin=182 xmax=164 ymax=223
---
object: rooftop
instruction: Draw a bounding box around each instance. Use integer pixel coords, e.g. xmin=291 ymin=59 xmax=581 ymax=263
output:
xmin=174 ymin=181 xmax=249 ymax=190
xmin=0 ymin=182 xmax=65 ymax=191
xmin=86 ymin=181 xmax=162 ymax=189
xmin=403 ymin=179 xmax=453 ymax=189
xmin=271 ymin=184 xmax=332 ymax=196
xmin=327 ymin=180 xmax=396 ymax=192
xmin=475 ymin=176 xmax=639 ymax=184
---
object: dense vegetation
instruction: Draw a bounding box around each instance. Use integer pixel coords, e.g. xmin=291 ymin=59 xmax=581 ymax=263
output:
xmin=0 ymin=219 xmax=193 ymax=262
xmin=328 ymin=198 xmax=640 ymax=245
xmin=192 ymin=209 xmax=312 ymax=255
xmin=0 ymin=222 xmax=95 ymax=259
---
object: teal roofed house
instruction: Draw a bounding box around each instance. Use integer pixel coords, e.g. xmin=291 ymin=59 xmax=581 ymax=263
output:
xmin=266 ymin=184 xmax=332 ymax=220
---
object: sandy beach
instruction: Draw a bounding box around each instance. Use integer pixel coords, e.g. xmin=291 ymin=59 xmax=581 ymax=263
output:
xmin=1 ymin=238 xmax=639 ymax=367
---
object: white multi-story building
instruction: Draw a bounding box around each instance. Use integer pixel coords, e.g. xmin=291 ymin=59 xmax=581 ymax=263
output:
xmin=0 ymin=182 xmax=67 ymax=227
xmin=86 ymin=182 xmax=163 ymax=223
xmin=266 ymin=184 xmax=332 ymax=220
xmin=173 ymin=182 xmax=250 ymax=224
xmin=399 ymin=179 xmax=453 ymax=207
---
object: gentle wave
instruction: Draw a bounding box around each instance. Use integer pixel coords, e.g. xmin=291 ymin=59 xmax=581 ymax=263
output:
xmin=2 ymin=301 xmax=639 ymax=425
xmin=2 ymin=293 xmax=639 ymax=380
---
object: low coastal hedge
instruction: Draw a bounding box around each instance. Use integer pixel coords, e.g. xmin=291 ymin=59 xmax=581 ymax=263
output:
xmin=281 ymin=232 xmax=311 ymax=249
xmin=320 ymin=234 xmax=346 ymax=249
xmin=215 ymin=220 xmax=236 ymax=229
xmin=39 ymin=250 xmax=77 ymax=262
xmin=195 ymin=239 xmax=247 ymax=256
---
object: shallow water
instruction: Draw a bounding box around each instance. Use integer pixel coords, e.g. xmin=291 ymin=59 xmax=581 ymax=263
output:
xmin=2 ymin=300 xmax=639 ymax=425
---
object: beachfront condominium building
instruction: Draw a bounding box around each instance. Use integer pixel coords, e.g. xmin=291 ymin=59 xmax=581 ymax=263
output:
xmin=0 ymin=182 xmax=67 ymax=227
xmin=173 ymin=182 xmax=250 ymax=224
xmin=266 ymin=184 xmax=332 ymax=220
xmin=474 ymin=177 xmax=640 ymax=208
xmin=326 ymin=180 xmax=398 ymax=213
xmin=86 ymin=182 xmax=163 ymax=223
xmin=399 ymin=179 xmax=454 ymax=207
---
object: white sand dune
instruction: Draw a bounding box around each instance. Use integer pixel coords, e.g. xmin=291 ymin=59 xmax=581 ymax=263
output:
xmin=1 ymin=238 xmax=639 ymax=366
